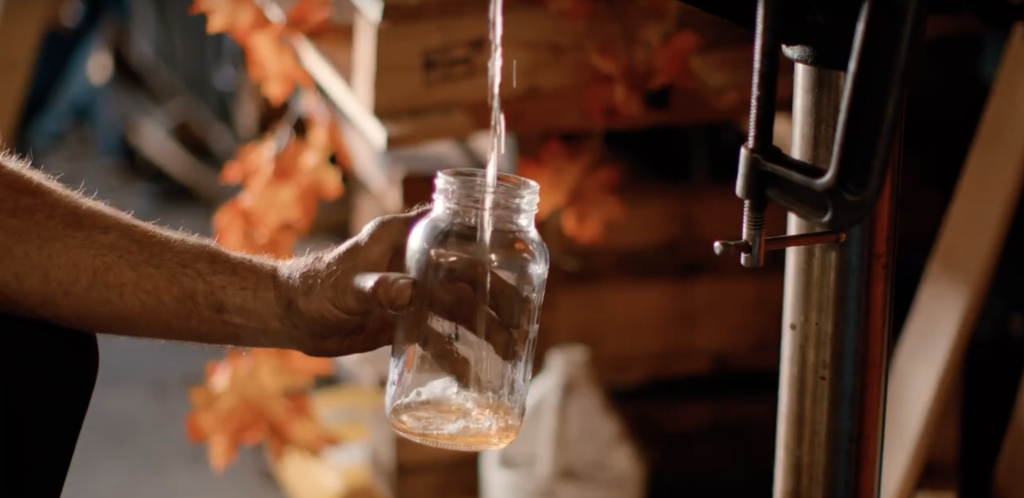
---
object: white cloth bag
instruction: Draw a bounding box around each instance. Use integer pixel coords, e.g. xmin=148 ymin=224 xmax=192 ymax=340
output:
xmin=479 ymin=344 xmax=646 ymax=498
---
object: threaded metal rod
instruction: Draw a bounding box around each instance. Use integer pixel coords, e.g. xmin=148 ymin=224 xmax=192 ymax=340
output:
xmin=741 ymin=198 xmax=768 ymax=268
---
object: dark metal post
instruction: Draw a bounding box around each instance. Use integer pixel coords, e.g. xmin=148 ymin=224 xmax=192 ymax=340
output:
xmin=773 ymin=62 xmax=899 ymax=498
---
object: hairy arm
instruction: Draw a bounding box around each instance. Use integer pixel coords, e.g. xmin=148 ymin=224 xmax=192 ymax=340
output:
xmin=0 ymin=153 xmax=289 ymax=348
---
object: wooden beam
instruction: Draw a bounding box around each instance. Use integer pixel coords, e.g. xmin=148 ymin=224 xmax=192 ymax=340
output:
xmin=348 ymin=0 xmax=381 ymax=110
xmin=881 ymin=23 xmax=1024 ymax=498
xmin=291 ymin=33 xmax=388 ymax=152
xmin=994 ymin=372 xmax=1024 ymax=498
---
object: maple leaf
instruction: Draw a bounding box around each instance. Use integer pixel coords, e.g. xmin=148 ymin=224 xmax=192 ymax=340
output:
xmin=220 ymin=137 xmax=277 ymax=189
xmin=214 ymin=137 xmax=295 ymax=258
xmin=585 ymin=50 xmax=645 ymax=120
xmin=517 ymin=139 xmax=592 ymax=220
xmin=244 ymin=24 xmax=315 ymax=107
xmin=192 ymin=1 xmax=347 ymax=477
xmin=186 ymin=350 xmax=338 ymax=473
xmin=189 ymin=0 xmax=269 ymax=37
xmin=190 ymin=0 xmax=316 ymax=106
xmin=213 ymin=179 xmax=308 ymax=258
xmin=275 ymin=135 xmax=344 ymax=229
xmin=212 ymin=136 xmax=343 ymax=257
xmin=517 ymin=138 xmax=627 ymax=245
xmin=649 ymin=30 xmax=704 ymax=90
xmin=298 ymin=89 xmax=353 ymax=172
xmin=559 ymin=165 xmax=627 ymax=245
xmin=286 ymin=0 xmax=335 ymax=34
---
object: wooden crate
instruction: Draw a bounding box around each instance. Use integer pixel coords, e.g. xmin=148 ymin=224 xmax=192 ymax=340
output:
xmin=304 ymin=0 xmax=791 ymax=145
xmin=370 ymin=0 xmax=680 ymax=116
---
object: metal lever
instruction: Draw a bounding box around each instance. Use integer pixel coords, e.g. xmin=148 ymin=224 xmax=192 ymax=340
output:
xmin=713 ymin=230 xmax=846 ymax=258
xmin=712 ymin=0 xmax=927 ymax=268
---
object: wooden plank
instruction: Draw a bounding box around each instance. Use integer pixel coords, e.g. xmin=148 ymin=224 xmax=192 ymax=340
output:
xmin=880 ymin=23 xmax=1024 ymax=498
xmin=362 ymin=2 xmax=791 ymax=143
xmin=349 ymin=2 xmax=381 ymax=110
xmin=292 ymin=33 xmax=388 ymax=151
xmin=269 ymin=0 xmax=387 ymax=151
xmin=310 ymin=26 xmax=355 ymax=82
xmin=540 ymin=273 xmax=783 ymax=388
xmin=994 ymin=372 xmax=1024 ymax=498
xmin=304 ymin=0 xmax=791 ymax=143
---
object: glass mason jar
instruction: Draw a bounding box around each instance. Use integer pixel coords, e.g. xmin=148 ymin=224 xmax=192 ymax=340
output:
xmin=386 ymin=168 xmax=550 ymax=452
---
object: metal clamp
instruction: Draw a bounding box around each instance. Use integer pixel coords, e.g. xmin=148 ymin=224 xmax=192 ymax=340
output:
xmin=710 ymin=0 xmax=927 ymax=268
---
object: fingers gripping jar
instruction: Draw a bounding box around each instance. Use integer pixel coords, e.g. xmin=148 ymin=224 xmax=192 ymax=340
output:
xmin=386 ymin=169 xmax=550 ymax=452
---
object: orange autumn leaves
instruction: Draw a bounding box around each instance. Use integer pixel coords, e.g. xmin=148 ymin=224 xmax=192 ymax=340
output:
xmin=186 ymin=350 xmax=339 ymax=473
xmin=539 ymin=0 xmax=705 ymax=120
xmin=191 ymin=0 xmax=349 ymax=258
xmin=587 ymin=30 xmax=705 ymax=120
xmin=214 ymin=105 xmax=349 ymax=258
xmin=517 ymin=138 xmax=626 ymax=245
xmin=187 ymin=0 xmax=343 ymax=474
xmin=189 ymin=0 xmax=330 ymax=106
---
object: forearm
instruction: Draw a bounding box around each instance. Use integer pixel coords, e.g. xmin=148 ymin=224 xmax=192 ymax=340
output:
xmin=0 ymin=153 xmax=289 ymax=348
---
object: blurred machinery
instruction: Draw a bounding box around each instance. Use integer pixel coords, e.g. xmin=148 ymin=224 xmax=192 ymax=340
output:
xmin=17 ymin=0 xmax=246 ymax=202
xmin=696 ymin=0 xmax=1021 ymax=497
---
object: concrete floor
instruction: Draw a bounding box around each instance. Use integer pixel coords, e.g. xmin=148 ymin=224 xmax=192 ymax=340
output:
xmin=38 ymin=146 xmax=294 ymax=498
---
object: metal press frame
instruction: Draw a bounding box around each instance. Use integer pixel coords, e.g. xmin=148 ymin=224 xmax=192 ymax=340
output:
xmin=694 ymin=0 xmax=929 ymax=496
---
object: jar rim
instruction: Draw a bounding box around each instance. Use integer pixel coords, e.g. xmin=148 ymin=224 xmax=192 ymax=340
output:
xmin=437 ymin=168 xmax=540 ymax=195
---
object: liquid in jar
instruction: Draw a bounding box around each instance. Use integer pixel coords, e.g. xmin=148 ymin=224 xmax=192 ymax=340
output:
xmin=385 ymin=169 xmax=549 ymax=452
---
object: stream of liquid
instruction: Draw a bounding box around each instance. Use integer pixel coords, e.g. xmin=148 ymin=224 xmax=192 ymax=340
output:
xmin=390 ymin=0 xmax=513 ymax=452
xmin=480 ymin=0 xmax=506 ymax=247
xmin=476 ymin=0 xmax=506 ymax=383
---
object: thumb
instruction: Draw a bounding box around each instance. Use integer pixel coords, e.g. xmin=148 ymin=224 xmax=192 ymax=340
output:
xmin=352 ymin=272 xmax=417 ymax=314
xmin=372 ymin=204 xmax=432 ymax=250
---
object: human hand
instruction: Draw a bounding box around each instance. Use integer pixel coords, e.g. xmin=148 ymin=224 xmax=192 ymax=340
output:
xmin=273 ymin=206 xmax=533 ymax=367
xmin=274 ymin=207 xmax=428 ymax=357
